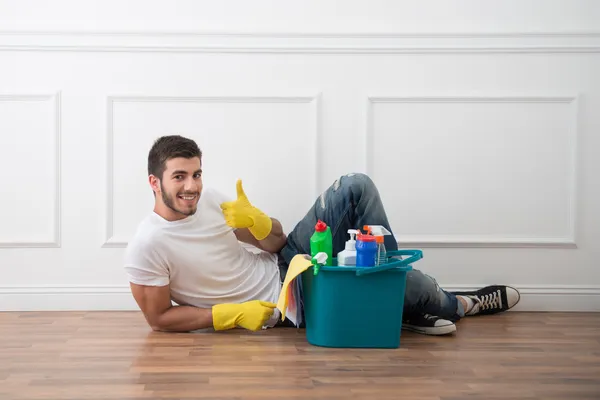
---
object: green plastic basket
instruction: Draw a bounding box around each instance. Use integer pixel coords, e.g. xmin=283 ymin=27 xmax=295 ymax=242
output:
xmin=301 ymin=249 xmax=422 ymax=348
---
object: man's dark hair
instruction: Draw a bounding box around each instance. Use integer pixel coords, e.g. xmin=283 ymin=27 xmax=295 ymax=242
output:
xmin=147 ymin=135 xmax=202 ymax=179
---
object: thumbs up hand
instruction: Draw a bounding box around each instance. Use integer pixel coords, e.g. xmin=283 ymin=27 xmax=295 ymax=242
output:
xmin=220 ymin=179 xmax=273 ymax=240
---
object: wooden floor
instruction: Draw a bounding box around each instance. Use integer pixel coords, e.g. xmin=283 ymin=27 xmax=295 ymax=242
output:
xmin=1 ymin=312 xmax=599 ymax=400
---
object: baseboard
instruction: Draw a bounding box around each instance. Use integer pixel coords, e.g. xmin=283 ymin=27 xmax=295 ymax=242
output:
xmin=0 ymin=284 xmax=598 ymax=312
xmin=0 ymin=286 xmax=137 ymax=311
xmin=443 ymin=285 xmax=600 ymax=312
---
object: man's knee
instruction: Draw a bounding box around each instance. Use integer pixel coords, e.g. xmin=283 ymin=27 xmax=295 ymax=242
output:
xmin=333 ymin=172 xmax=376 ymax=196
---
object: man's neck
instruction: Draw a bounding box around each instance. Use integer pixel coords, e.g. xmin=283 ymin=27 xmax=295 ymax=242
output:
xmin=153 ymin=204 xmax=189 ymax=222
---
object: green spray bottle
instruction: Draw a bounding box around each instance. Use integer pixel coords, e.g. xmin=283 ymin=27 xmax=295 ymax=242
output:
xmin=310 ymin=220 xmax=333 ymax=274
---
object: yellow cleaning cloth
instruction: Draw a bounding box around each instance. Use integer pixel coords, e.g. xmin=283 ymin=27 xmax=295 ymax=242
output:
xmin=276 ymin=254 xmax=313 ymax=320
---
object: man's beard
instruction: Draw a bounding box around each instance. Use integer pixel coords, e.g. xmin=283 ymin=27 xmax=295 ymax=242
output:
xmin=160 ymin=181 xmax=198 ymax=217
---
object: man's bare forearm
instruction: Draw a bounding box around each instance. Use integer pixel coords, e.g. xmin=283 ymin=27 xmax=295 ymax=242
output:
xmin=258 ymin=218 xmax=287 ymax=253
xmin=152 ymin=305 xmax=213 ymax=332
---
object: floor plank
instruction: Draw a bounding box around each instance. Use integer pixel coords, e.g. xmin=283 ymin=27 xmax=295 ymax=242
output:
xmin=0 ymin=311 xmax=599 ymax=399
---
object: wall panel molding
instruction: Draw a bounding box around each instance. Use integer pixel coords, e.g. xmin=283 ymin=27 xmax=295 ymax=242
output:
xmin=0 ymin=92 xmax=61 ymax=248
xmin=366 ymin=95 xmax=579 ymax=248
xmin=1 ymin=31 xmax=599 ymax=53
xmin=103 ymin=94 xmax=321 ymax=248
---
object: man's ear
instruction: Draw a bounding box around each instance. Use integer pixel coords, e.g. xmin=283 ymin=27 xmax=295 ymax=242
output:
xmin=149 ymin=175 xmax=160 ymax=194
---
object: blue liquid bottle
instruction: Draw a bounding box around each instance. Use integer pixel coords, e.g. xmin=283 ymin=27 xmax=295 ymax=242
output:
xmin=355 ymin=230 xmax=378 ymax=267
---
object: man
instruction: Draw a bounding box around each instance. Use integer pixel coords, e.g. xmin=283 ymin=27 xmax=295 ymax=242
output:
xmin=124 ymin=135 xmax=520 ymax=335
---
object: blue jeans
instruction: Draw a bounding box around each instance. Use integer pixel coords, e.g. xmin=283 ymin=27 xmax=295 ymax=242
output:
xmin=278 ymin=173 xmax=464 ymax=324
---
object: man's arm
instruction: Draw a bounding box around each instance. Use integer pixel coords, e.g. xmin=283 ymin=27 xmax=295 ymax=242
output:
xmin=130 ymin=282 xmax=213 ymax=332
xmin=221 ymin=180 xmax=287 ymax=252
xmin=235 ymin=217 xmax=287 ymax=253
xmin=129 ymin=282 xmax=278 ymax=332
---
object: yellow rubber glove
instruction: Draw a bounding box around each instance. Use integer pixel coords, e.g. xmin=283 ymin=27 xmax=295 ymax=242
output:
xmin=212 ymin=300 xmax=277 ymax=331
xmin=220 ymin=179 xmax=273 ymax=240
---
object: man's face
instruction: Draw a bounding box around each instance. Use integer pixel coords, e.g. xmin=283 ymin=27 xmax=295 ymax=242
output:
xmin=152 ymin=157 xmax=203 ymax=220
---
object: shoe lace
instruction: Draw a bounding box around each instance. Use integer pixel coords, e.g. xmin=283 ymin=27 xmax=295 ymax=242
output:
xmin=473 ymin=289 xmax=503 ymax=311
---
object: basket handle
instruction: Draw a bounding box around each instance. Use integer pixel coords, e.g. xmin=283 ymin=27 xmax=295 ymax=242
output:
xmin=355 ymin=249 xmax=422 ymax=276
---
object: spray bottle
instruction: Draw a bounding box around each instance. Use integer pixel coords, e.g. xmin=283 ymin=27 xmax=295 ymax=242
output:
xmin=337 ymin=229 xmax=359 ymax=266
xmin=365 ymin=225 xmax=392 ymax=265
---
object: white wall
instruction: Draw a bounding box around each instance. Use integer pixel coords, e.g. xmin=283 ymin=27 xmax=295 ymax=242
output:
xmin=1 ymin=0 xmax=599 ymax=311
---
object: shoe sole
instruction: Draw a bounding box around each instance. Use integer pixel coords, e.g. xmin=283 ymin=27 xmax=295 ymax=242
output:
xmin=402 ymin=324 xmax=456 ymax=336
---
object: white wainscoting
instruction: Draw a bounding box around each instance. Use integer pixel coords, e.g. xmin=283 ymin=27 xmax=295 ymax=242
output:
xmin=1 ymin=1 xmax=599 ymax=312
xmin=366 ymin=95 xmax=579 ymax=248
xmin=0 ymin=92 xmax=61 ymax=248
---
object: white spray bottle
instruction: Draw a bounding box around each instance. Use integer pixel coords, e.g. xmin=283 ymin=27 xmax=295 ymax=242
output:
xmin=337 ymin=229 xmax=359 ymax=266
xmin=365 ymin=225 xmax=392 ymax=265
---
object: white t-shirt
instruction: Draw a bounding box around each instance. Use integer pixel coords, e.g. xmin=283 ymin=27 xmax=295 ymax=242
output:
xmin=123 ymin=187 xmax=282 ymax=309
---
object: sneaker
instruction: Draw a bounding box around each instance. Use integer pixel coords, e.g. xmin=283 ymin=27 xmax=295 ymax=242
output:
xmin=453 ymin=285 xmax=520 ymax=316
xmin=402 ymin=314 xmax=456 ymax=335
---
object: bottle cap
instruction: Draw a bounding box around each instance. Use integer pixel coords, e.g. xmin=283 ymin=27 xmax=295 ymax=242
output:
xmin=357 ymin=232 xmax=376 ymax=242
xmin=315 ymin=220 xmax=327 ymax=232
